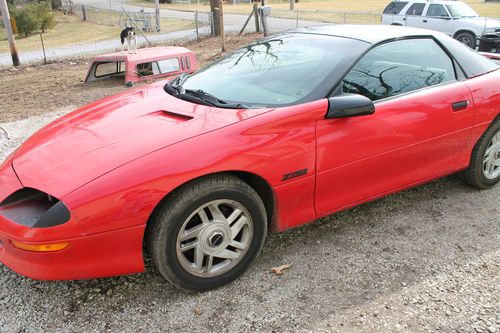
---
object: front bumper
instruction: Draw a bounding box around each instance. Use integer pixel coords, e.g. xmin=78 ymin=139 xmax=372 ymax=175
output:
xmin=0 ymin=222 xmax=146 ymax=280
xmin=0 ymin=162 xmax=145 ymax=280
xmin=478 ymin=34 xmax=500 ymax=53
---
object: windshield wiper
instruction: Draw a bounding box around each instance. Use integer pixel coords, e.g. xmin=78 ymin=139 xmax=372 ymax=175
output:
xmin=164 ymin=74 xmax=249 ymax=109
xmin=184 ymin=89 xmax=250 ymax=109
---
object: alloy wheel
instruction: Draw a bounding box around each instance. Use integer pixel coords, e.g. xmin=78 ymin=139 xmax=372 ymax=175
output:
xmin=483 ymin=130 xmax=500 ymax=180
xmin=176 ymin=199 xmax=254 ymax=278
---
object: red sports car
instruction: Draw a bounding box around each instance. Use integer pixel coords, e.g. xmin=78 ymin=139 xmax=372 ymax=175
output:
xmin=0 ymin=25 xmax=499 ymax=291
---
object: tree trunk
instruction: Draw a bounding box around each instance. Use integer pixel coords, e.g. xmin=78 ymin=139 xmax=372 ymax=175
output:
xmin=210 ymin=0 xmax=221 ymax=36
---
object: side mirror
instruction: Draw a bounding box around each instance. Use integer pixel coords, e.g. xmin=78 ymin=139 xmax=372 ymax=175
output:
xmin=326 ymin=94 xmax=375 ymax=119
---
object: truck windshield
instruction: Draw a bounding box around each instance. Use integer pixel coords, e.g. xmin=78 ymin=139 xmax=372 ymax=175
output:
xmin=445 ymin=3 xmax=478 ymax=18
xmin=176 ymin=34 xmax=368 ymax=108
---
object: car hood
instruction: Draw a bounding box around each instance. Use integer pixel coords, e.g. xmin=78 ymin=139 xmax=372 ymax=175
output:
xmin=12 ymin=82 xmax=272 ymax=198
xmin=458 ymin=17 xmax=500 ymax=29
xmin=485 ymin=18 xmax=500 ymax=29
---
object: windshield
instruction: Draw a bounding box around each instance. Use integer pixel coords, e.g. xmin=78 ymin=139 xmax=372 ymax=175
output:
xmin=175 ymin=34 xmax=368 ymax=108
xmin=445 ymin=3 xmax=478 ymax=18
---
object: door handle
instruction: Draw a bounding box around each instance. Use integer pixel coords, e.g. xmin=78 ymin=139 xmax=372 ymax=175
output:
xmin=452 ymin=100 xmax=469 ymax=111
xmin=423 ymin=19 xmax=427 ymax=23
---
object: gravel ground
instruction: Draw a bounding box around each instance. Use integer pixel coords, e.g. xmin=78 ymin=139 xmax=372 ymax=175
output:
xmin=0 ymin=108 xmax=499 ymax=333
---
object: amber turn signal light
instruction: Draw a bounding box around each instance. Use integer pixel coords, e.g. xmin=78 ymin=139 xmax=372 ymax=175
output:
xmin=11 ymin=240 xmax=70 ymax=252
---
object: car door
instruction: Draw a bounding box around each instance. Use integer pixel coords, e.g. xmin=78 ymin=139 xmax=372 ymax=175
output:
xmin=315 ymin=38 xmax=474 ymax=216
xmin=404 ymin=3 xmax=426 ymax=27
xmin=423 ymin=3 xmax=454 ymax=35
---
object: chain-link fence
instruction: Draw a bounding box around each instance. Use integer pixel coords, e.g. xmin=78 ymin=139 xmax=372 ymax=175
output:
xmin=269 ymin=9 xmax=381 ymax=28
xmin=0 ymin=1 xmax=382 ymax=68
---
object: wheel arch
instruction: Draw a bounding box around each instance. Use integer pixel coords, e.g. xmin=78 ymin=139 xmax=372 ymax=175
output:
xmin=474 ymin=113 xmax=500 ymax=144
xmin=466 ymin=114 xmax=500 ymax=163
xmin=460 ymin=114 xmax=500 ymax=188
xmin=453 ymin=29 xmax=477 ymax=39
xmin=228 ymin=171 xmax=276 ymax=228
xmin=143 ymin=170 xmax=277 ymax=250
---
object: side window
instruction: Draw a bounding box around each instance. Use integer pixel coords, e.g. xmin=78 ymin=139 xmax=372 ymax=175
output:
xmin=383 ymin=1 xmax=408 ymax=14
xmin=95 ymin=62 xmax=125 ymax=77
xmin=137 ymin=62 xmax=161 ymax=77
xmin=426 ymin=4 xmax=449 ymax=17
xmin=158 ymin=58 xmax=180 ymax=73
xmin=138 ymin=59 xmax=180 ymax=77
xmin=406 ymin=3 xmax=425 ymax=16
xmin=341 ymin=39 xmax=456 ymax=101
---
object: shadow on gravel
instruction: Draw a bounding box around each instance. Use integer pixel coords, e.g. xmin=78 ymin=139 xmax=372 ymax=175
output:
xmin=1 ymin=175 xmax=498 ymax=332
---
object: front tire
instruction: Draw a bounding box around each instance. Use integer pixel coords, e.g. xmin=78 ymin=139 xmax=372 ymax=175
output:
xmin=461 ymin=120 xmax=500 ymax=189
xmin=455 ymin=31 xmax=477 ymax=49
xmin=146 ymin=174 xmax=267 ymax=291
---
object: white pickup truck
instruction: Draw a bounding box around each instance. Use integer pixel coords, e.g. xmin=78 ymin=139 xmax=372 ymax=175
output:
xmin=381 ymin=0 xmax=500 ymax=49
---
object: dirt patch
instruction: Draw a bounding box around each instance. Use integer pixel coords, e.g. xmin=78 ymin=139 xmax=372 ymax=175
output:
xmin=0 ymin=33 xmax=263 ymax=123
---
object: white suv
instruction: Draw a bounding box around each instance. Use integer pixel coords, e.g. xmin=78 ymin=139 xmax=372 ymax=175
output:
xmin=381 ymin=0 xmax=500 ymax=49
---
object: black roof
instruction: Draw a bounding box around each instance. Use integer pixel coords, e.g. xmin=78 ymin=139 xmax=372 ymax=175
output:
xmin=290 ymin=24 xmax=440 ymax=44
xmin=286 ymin=24 xmax=498 ymax=77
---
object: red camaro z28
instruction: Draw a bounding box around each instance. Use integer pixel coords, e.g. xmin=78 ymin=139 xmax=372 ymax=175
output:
xmin=0 ymin=25 xmax=499 ymax=291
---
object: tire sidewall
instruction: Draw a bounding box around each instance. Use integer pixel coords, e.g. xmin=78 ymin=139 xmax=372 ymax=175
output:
xmin=154 ymin=182 xmax=267 ymax=291
xmin=456 ymin=31 xmax=476 ymax=49
xmin=473 ymin=121 xmax=500 ymax=187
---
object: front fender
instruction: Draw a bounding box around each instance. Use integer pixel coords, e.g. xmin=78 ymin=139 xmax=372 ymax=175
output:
xmin=63 ymin=99 xmax=328 ymax=235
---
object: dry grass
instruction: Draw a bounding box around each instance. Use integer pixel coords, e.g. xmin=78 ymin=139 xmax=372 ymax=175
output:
xmin=2 ymin=0 xmax=496 ymax=54
xmin=0 ymin=13 xmax=121 ymax=53
xmin=0 ymin=11 xmax=197 ymax=53
xmin=129 ymin=0 xmax=500 ymax=18
xmin=0 ymin=33 xmax=262 ymax=123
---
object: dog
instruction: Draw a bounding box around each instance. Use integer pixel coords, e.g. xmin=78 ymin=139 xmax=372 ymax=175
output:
xmin=120 ymin=26 xmax=137 ymax=54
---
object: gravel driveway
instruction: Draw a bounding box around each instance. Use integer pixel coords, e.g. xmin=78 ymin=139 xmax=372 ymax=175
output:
xmin=0 ymin=110 xmax=498 ymax=333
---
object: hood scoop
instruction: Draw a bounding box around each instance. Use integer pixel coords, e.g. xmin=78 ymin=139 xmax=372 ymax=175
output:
xmin=149 ymin=110 xmax=194 ymax=123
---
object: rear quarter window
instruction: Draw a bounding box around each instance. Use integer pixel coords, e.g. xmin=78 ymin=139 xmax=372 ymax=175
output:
xmin=383 ymin=1 xmax=409 ymax=14
xmin=436 ymin=34 xmax=499 ymax=77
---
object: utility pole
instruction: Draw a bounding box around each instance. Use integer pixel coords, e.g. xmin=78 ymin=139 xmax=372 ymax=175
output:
xmin=155 ymin=0 xmax=160 ymax=32
xmin=0 ymin=0 xmax=20 ymax=66
xmin=219 ymin=0 xmax=224 ymax=52
xmin=108 ymin=0 xmax=112 ymax=25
